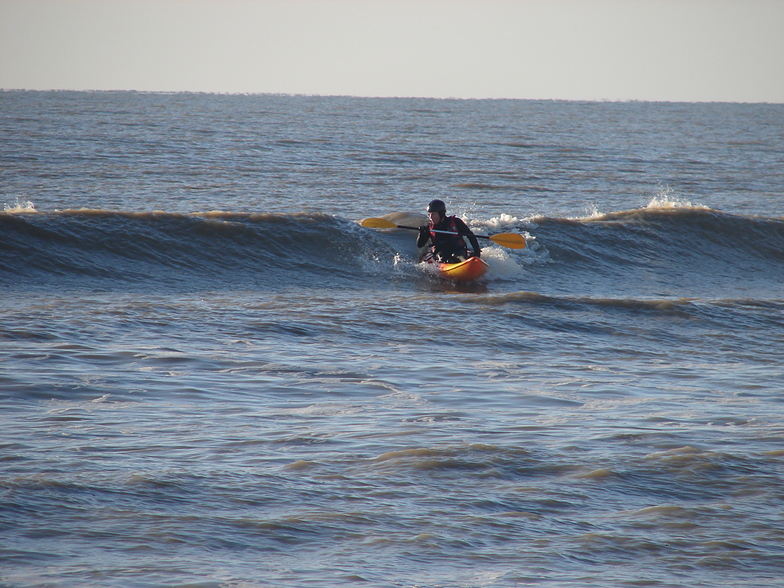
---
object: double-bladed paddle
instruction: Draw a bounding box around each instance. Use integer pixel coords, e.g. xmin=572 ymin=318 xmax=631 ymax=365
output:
xmin=360 ymin=217 xmax=527 ymax=249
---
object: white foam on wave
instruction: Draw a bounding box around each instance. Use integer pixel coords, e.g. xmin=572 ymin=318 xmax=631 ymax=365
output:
xmin=646 ymin=186 xmax=708 ymax=210
xmin=3 ymin=197 xmax=37 ymax=213
xmin=483 ymin=247 xmax=526 ymax=280
xmin=567 ymin=187 xmax=712 ymax=221
xmin=482 ymin=213 xmax=525 ymax=231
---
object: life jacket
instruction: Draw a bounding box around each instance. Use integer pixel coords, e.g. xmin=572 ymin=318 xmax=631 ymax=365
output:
xmin=429 ymin=216 xmax=468 ymax=255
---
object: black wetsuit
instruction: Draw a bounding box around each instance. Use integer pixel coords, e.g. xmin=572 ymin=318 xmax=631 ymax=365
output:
xmin=417 ymin=215 xmax=481 ymax=263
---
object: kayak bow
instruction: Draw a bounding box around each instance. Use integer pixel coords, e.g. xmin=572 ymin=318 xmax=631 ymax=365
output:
xmin=427 ymin=256 xmax=489 ymax=282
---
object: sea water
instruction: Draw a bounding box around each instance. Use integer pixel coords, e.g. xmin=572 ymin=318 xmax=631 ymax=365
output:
xmin=1 ymin=91 xmax=783 ymax=587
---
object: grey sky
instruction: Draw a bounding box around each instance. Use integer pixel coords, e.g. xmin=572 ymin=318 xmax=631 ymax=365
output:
xmin=1 ymin=0 xmax=782 ymax=102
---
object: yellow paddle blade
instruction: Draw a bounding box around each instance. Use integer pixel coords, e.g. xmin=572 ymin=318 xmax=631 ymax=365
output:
xmin=360 ymin=217 xmax=398 ymax=229
xmin=488 ymin=233 xmax=527 ymax=249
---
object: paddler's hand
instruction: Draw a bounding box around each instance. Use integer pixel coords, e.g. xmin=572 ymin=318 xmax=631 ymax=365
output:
xmin=417 ymin=226 xmax=430 ymax=246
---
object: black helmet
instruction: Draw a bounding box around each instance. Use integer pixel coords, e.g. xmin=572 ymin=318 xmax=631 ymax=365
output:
xmin=427 ymin=199 xmax=446 ymax=214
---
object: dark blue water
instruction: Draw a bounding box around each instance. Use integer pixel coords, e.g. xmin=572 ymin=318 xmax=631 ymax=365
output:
xmin=2 ymin=91 xmax=783 ymax=588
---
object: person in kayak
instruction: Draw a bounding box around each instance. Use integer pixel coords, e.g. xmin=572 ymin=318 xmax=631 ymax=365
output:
xmin=417 ymin=199 xmax=482 ymax=263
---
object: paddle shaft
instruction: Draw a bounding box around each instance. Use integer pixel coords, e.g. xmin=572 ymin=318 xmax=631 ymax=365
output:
xmin=360 ymin=217 xmax=526 ymax=249
xmin=394 ymin=224 xmax=493 ymax=240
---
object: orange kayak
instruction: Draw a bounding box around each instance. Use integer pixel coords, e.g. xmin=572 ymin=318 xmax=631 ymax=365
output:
xmin=428 ymin=256 xmax=489 ymax=282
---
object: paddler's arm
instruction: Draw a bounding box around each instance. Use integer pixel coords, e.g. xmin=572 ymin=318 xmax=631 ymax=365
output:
xmin=455 ymin=218 xmax=482 ymax=257
xmin=416 ymin=225 xmax=431 ymax=248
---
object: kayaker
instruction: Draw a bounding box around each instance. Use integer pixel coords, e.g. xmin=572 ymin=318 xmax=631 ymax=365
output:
xmin=417 ymin=199 xmax=482 ymax=263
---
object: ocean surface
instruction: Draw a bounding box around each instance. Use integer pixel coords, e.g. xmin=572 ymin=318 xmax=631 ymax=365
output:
xmin=1 ymin=90 xmax=783 ymax=588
